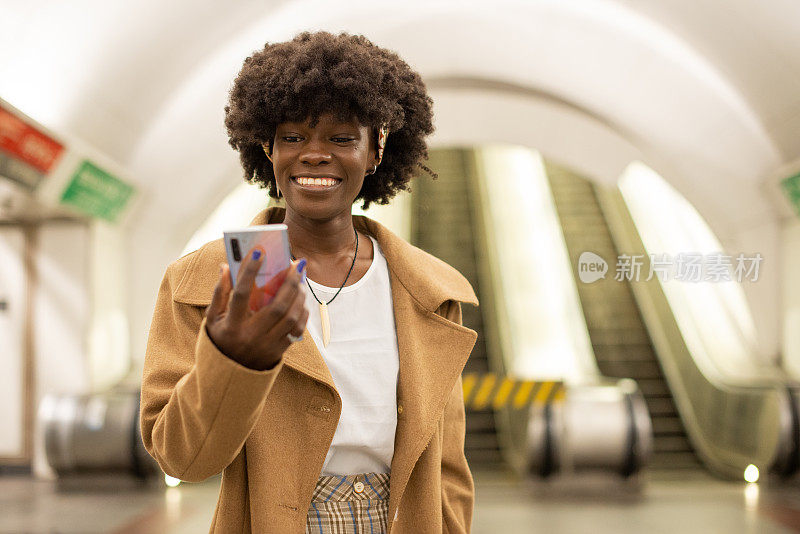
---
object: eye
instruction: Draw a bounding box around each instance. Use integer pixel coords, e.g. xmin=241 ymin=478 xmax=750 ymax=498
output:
xmin=281 ymin=135 xmax=302 ymax=142
xmin=332 ymin=137 xmax=355 ymax=143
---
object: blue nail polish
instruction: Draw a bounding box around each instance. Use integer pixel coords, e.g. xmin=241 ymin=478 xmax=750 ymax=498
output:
xmin=253 ymin=250 xmax=261 ymax=260
xmin=296 ymin=258 xmax=307 ymax=273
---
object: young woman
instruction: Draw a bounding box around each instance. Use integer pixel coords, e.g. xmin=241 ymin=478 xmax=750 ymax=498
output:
xmin=140 ymin=31 xmax=479 ymax=533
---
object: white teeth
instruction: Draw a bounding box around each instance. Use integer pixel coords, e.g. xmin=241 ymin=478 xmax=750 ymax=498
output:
xmin=296 ymin=177 xmax=338 ymax=187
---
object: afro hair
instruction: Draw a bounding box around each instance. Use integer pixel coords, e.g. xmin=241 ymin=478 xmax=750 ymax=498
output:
xmin=224 ymin=30 xmax=436 ymax=210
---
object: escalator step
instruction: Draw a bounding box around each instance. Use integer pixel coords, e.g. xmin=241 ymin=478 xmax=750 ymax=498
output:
xmin=598 ymin=360 xmax=664 ymax=379
xmin=586 ymin=318 xmax=645 ymax=330
xmin=466 ymin=414 xmax=497 ymax=433
xmin=634 ymin=379 xmax=671 ymax=396
xmin=651 ymin=416 xmax=686 ymax=435
xmin=465 ymin=433 xmax=501 ymax=449
xmin=644 ymin=397 xmax=679 ymax=416
xmin=465 ymin=449 xmax=505 ymax=465
xmin=592 ymin=345 xmax=659 ymax=362
xmin=643 ymin=392 xmax=674 ymax=400
xmin=590 ymin=329 xmax=651 ymax=345
xmin=653 ymin=436 xmax=693 ymax=453
xmin=561 ymin=217 xmax=609 ymax=228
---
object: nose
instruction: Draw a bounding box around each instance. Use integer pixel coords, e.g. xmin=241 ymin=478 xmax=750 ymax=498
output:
xmin=299 ymin=137 xmax=331 ymax=166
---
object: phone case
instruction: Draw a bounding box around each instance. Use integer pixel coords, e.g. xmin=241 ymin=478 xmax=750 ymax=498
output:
xmin=223 ymin=224 xmax=291 ymax=311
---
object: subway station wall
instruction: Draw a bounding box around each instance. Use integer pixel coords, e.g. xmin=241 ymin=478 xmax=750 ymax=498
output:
xmin=0 ymin=223 xmax=91 ymax=472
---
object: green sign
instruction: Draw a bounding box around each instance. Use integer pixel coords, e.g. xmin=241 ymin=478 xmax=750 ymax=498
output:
xmin=782 ymin=171 xmax=800 ymax=219
xmin=60 ymin=160 xmax=134 ymax=222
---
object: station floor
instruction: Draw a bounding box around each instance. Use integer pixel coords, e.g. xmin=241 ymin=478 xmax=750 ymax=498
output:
xmin=2 ymin=467 xmax=800 ymax=533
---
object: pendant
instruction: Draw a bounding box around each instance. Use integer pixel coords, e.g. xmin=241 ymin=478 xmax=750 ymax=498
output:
xmin=320 ymin=301 xmax=331 ymax=347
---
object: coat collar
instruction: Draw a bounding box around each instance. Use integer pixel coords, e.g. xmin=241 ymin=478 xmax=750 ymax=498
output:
xmin=171 ymin=205 xmax=478 ymax=525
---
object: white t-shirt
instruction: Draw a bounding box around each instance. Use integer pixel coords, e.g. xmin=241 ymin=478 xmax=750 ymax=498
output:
xmin=303 ymin=234 xmax=399 ymax=476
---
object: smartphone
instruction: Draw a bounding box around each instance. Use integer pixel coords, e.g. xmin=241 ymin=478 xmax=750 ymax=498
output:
xmin=223 ymin=224 xmax=291 ymax=312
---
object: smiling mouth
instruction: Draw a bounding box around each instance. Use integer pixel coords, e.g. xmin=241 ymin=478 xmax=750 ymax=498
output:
xmin=291 ymin=176 xmax=342 ymax=189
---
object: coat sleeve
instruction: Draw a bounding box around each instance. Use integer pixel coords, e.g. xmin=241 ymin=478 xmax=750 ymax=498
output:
xmin=139 ymin=261 xmax=286 ymax=482
xmin=439 ymin=300 xmax=475 ymax=533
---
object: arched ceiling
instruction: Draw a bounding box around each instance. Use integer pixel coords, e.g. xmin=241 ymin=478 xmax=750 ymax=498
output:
xmin=1 ymin=0 xmax=796 ymax=360
xmin=2 ymin=0 xmax=796 ymax=220
xmin=618 ymin=0 xmax=800 ymax=160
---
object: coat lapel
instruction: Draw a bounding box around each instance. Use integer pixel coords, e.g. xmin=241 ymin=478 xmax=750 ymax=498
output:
xmin=172 ymin=206 xmax=479 ymax=518
xmin=383 ymin=266 xmax=478 ymax=522
xmin=352 ymin=213 xmax=479 ymax=521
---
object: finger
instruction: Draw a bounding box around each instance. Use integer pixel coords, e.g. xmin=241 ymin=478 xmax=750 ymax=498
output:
xmin=272 ymin=336 xmax=293 ymax=357
xmin=206 ymin=263 xmax=232 ymax=320
xmin=288 ymin=304 xmax=310 ymax=338
xmin=271 ymin=287 xmax=307 ymax=339
xmin=252 ymin=259 xmax=304 ymax=330
xmin=229 ymin=247 xmax=264 ymax=323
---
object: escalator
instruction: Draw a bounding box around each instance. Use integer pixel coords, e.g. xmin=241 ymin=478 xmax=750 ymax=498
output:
xmin=408 ymin=146 xmax=800 ymax=481
xmin=546 ymin=160 xmax=800 ymax=480
xmin=410 ymin=148 xmax=651 ymax=476
xmin=598 ymin=180 xmax=800 ymax=480
xmin=545 ymin=161 xmax=700 ymax=470
xmin=410 ymin=148 xmax=503 ymax=469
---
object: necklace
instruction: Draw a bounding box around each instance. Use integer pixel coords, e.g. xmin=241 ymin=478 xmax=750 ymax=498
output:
xmin=290 ymin=226 xmax=358 ymax=347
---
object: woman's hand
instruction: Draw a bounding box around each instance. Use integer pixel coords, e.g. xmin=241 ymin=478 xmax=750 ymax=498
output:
xmin=206 ymin=250 xmax=309 ymax=370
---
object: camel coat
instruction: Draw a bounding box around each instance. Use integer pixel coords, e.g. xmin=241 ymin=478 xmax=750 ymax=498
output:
xmin=140 ymin=206 xmax=479 ymax=533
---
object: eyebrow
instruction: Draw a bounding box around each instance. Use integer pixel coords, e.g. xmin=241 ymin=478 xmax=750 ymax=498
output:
xmin=276 ymin=125 xmax=362 ymax=135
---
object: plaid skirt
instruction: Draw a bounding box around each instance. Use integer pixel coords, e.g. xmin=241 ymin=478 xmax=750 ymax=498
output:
xmin=305 ymin=472 xmax=390 ymax=534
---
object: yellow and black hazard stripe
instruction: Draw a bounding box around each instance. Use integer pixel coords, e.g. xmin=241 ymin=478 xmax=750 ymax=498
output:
xmin=461 ymin=373 xmax=565 ymax=410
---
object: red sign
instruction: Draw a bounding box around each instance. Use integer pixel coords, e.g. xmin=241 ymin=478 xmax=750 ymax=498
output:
xmin=0 ymin=105 xmax=64 ymax=173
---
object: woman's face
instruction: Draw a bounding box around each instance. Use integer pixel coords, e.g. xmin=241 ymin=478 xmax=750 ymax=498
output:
xmin=272 ymin=112 xmax=379 ymax=220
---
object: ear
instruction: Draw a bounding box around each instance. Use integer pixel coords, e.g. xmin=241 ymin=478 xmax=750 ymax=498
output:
xmin=363 ymin=129 xmax=380 ymax=176
xmin=370 ymin=128 xmax=381 ymax=166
